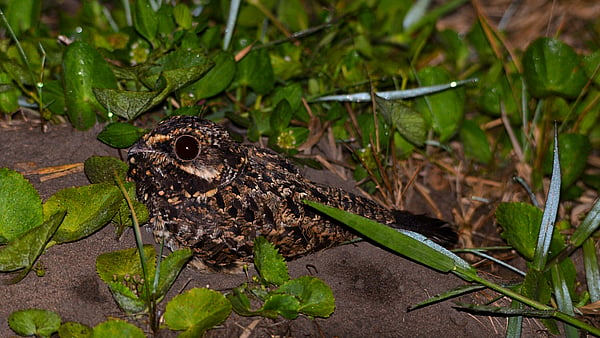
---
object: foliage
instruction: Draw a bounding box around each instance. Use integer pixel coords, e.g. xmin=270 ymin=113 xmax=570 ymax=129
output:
xmin=1 ymin=0 xmax=600 ymax=336
xmin=307 ymin=129 xmax=600 ymax=336
xmin=227 ymin=237 xmax=335 ymax=320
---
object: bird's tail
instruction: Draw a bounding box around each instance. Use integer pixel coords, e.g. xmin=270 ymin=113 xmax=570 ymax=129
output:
xmin=390 ymin=210 xmax=458 ymax=248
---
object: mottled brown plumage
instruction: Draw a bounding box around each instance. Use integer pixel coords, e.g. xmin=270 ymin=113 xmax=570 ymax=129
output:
xmin=127 ymin=115 xmax=456 ymax=271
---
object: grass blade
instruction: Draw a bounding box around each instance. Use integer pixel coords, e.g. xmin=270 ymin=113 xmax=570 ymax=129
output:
xmin=223 ymin=0 xmax=241 ymax=50
xmin=312 ymin=78 xmax=478 ymax=102
xmin=583 ymin=238 xmax=600 ymax=302
xmin=303 ymin=200 xmax=475 ymax=278
xmin=570 ymin=198 xmax=600 ymax=248
xmin=533 ymin=125 xmax=560 ymax=270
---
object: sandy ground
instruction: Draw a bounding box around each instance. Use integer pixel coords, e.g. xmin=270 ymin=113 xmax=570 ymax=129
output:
xmin=0 ymin=120 xmax=542 ymax=337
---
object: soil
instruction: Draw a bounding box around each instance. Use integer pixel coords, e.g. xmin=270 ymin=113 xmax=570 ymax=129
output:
xmin=0 ymin=119 xmax=544 ymax=337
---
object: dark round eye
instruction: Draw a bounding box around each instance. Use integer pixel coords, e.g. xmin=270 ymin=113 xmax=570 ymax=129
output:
xmin=174 ymin=135 xmax=200 ymax=161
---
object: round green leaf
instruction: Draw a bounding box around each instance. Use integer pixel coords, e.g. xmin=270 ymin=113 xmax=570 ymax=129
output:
xmin=58 ymin=322 xmax=93 ymax=338
xmin=179 ymin=51 xmax=236 ymax=102
xmin=278 ymin=275 xmax=335 ymax=318
xmin=459 ymin=119 xmax=492 ymax=164
xmin=43 ymin=183 xmax=123 ymax=243
xmin=523 ymin=38 xmax=587 ymax=99
xmin=96 ymin=245 xmax=156 ymax=284
xmin=84 ymin=156 xmax=129 ymax=184
xmin=0 ymin=168 xmax=42 ymax=244
xmin=92 ymin=319 xmax=145 ymax=338
xmin=164 ymin=288 xmax=231 ymax=332
xmin=543 ymin=133 xmax=591 ymax=189
xmin=8 ymin=309 xmax=61 ymax=337
xmin=262 ymin=294 xmax=300 ymax=320
xmin=232 ymin=48 xmax=274 ymax=94
xmin=96 ymin=123 xmax=148 ymax=149
xmin=414 ymin=67 xmax=464 ymax=142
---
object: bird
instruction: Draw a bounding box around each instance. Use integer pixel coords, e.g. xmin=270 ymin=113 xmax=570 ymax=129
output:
xmin=127 ymin=115 xmax=457 ymax=271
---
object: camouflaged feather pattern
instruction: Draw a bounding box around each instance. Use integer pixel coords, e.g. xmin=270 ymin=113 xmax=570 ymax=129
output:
xmin=127 ymin=116 xmax=457 ymax=271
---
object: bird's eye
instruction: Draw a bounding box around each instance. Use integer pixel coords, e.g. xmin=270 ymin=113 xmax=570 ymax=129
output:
xmin=174 ymin=135 xmax=200 ymax=161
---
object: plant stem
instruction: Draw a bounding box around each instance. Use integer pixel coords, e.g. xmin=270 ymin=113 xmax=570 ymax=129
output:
xmin=470 ymin=274 xmax=600 ymax=335
xmin=114 ymin=174 xmax=158 ymax=333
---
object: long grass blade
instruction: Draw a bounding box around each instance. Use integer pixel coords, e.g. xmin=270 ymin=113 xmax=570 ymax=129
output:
xmin=312 ymin=78 xmax=478 ymax=102
xmin=583 ymin=238 xmax=600 ymax=302
xmin=223 ymin=0 xmax=241 ymax=50
xmin=570 ymin=198 xmax=600 ymax=247
xmin=533 ymin=125 xmax=560 ymax=270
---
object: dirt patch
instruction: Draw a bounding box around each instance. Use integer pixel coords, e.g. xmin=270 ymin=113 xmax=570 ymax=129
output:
xmin=1 ymin=120 xmax=540 ymax=337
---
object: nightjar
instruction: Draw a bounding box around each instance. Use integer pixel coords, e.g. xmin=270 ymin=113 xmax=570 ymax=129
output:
xmin=127 ymin=115 xmax=457 ymax=271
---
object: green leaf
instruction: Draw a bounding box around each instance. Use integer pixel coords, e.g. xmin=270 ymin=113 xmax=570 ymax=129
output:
xmin=414 ymin=66 xmax=464 ymax=142
xmin=93 ymin=88 xmax=158 ymax=121
xmin=94 ymin=50 xmax=213 ymax=120
xmin=453 ymin=302 xmax=553 ymax=317
xmin=154 ymin=248 xmax=193 ymax=298
xmin=96 ymin=245 xmax=156 ymax=285
xmin=496 ymin=202 xmax=542 ymax=261
xmin=543 ymin=133 xmax=591 ymax=190
xmin=522 ymin=269 xmax=559 ymax=334
xmin=582 ymin=51 xmax=600 ymax=87
xmin=4 ymin=0 xmax=41 ymax=36
xmin=178 ymin=51 xmax=236 ymax=102
xmin=133 ymin=0 xmax=158 ymax=46
xmin=304 ymin=200 xmax=475 ymax=279
xmin=96 ymin=245 xmax=156 ymax=313
xmin=106 ymin=281 xmax=147 ymax=314
xmin=111 ymin=182 xmax=149 ymax=229
xmin=8 ymin=309 xmax=61 ymax=338
xmin=141 ymin=49 xmax=213 ymax=88
xmin=0 ymin=168 xmax=43 ymax=243
xmin=58 ymin=322 xmax=93 ymax=338
xmin=43 ymin=183 xmax=122 ymax=243
xmin=571 ymin=198 xmax=600 ymax=248
xmin=63 ymin=41 xmax=117 ymax=130
xmin=92 ymin=319 xmax=145 ymax=338
xmin=477 ymin=64 xmax=523 ymax=121
xmin=272 ymin=83 xmax=303 ymax=112
xmin=0 ymin=72 xmax=19 ymax=113
xmin=523 ymin=38 xmax=587 ymax=99
xmin=233 ymin=47 xmax=275 ymax=94
xmin=41 ymin=80 xmax=66 ymax=116
xmin=277 ymin=276 xmax=335 ymax=318
xmin=277 ymin=0 xmax=308 ymax=31
xmin=97 ymin=122 xmax=148 ymax=149
xmin=409 ymin=284 xmax=486 ymax=311
xmin=84 ymin=156 xmax=129 ymax=184
xmin=227 ymin=287 xmax=255 ymax=317
xmin=262 ymin=294 xmax=300 ymax=319
xmin=164 ymin=288 xmax=231 ymax=333
xmin=459 ymin=119 xmax=492 ymax=163
xmin=376 ymin=95 xmax=426 ymax=146
xmin=173 ymin=3 xmax=192 ymax=29
xmin=270 ymin=100 xmax=293 ymax=132
xmin=253 ymin=237 xmax=289 ymax=286
xmin=0 ymin=211 xmax=65 ymax=283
